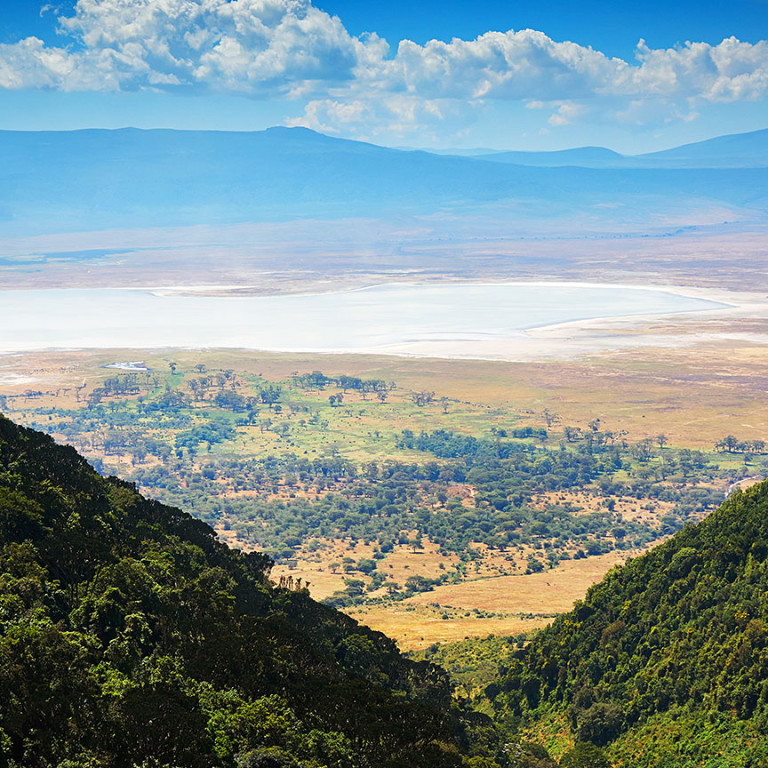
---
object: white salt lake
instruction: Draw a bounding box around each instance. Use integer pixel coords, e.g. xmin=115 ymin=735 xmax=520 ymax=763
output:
xmin=0 ymin=282 xmax=729 ymax=357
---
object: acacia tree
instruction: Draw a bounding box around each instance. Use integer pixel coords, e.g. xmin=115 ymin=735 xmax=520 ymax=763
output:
xmin=717 ymin=435 xmax=740 ymax=453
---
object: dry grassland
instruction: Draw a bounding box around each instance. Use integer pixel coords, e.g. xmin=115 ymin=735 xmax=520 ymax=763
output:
xmin=529 ymin=489 xmax=676 ymax=527
xmin=3 ymin=328 xmax=768 ymax=450
xmin=348 ymin=551 xmax=634 ymax=650
xmin=405 ymin=550 xmax=632 ymax=613
xmin=266 ymin=539 xmax=539 ymax=603
xmin=266 ymin=538 xmax=462 ymax=601
xmin=346 ymin=604 xmax=547 ymax=652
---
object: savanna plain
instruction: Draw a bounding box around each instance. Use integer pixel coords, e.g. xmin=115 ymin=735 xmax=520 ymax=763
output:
xmin=4 ymin=251 xmax=767 ymax=650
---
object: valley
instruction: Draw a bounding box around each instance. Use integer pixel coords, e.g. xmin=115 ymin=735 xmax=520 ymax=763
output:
xmin=3 ymin=0 xmax=768 ymax=762
xmin=2 ymin=326 xmax=766 ymax=649
xmin=1 ymin=124 xmax=768 ymax=766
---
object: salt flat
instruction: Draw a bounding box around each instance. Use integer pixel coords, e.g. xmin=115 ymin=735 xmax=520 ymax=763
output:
xmin=0 ymin=281 xmax=733 ymax=359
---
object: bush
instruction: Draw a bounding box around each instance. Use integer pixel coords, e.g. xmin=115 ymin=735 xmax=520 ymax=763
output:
xmin=559 ymin=742 xmax=609 ymax=768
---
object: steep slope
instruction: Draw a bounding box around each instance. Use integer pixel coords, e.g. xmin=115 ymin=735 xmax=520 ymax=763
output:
xmin=0 ymin=415 xmax=497 ymax=768
xmin=486 ymin=478 xmax=768 ymax=766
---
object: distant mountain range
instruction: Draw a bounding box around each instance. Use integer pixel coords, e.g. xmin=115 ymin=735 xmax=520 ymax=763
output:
xmin=0 ymin=125 xmax=766 ymax=236
xmin=479 ymin=145 xmax=628 ymax=168
xmin=637 ymin=127 xmax=768 ymax=168
xmin=477 ymin=127 xmax=768 ymax=169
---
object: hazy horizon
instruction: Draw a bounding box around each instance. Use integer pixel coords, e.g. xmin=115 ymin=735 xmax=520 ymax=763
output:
xmin=2 ymin=0 xmax=768 ymax=153
xmin=1 ymin=122 xmax=766 ymax=158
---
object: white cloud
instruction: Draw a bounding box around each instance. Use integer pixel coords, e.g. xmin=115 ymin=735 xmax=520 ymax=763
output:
xmin=361 ymin=31 xmax=768 ymax=105
xmin=2 ymin=0 xmax=370 ymax=94
xmin=287 ymin=95 xmax=463 ymax=142
xmin=547 ymin=101 xmax=586 ymax=127
xmin=319 ymin=33 xmax=768 ymax=137
xmin=0 ymin=0 xmax=767 ymax=136
xmin=0 ymin=36 xmax=123 ymax=90
xmin=625 ymin=37 xmax=768 ymax=101
xmin=373 ymin=30 xmax=624 ymax=102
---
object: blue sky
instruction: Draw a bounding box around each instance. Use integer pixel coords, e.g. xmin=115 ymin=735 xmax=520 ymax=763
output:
xmin=1 ymin=0 xmax=767 ymax=152
xmin=318 ymin=0 xmax=768 ymax=58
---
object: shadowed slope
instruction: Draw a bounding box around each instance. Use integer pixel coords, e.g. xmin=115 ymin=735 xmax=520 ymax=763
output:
xmin=0 ymin=414 xmax=497 ymax=768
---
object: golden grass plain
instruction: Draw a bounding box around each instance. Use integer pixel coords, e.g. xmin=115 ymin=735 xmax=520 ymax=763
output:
xmin=347 ymin=551 xmax=633 ymax=651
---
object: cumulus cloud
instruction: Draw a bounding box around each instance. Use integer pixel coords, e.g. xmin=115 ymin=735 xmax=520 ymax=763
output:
xmin=629 ymin=37 xmax=768 ymax=101
xmin=361 ymin=31 xmax=768 ymax=104
xmin=294 ymin=32 xmax=768 ymax=136
xmin=1 ymin=0 xmax=373 ymax=94
xmin=287 ymin=95 xmax=467 ymax=141
xmin=0 ymin=0 xmax=767 ymax=135
xmin=371 ymin=31 xmax=624 ymax=102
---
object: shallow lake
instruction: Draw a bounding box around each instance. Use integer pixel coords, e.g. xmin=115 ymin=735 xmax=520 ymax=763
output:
xmin=0 ymin=282 xmax=727 ymax=355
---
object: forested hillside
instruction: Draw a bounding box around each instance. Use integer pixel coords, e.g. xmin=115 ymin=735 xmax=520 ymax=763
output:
xmin=486 ymin=478 xmax=768 ymax=766
xmin=0 ymin=414 xmax=499 ymax=768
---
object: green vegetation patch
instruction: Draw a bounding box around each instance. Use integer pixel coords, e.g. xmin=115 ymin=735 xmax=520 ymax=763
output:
xmin=2 ymin=363 xmax=760 ymax=612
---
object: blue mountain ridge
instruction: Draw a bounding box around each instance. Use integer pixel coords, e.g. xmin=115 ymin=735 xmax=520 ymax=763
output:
xmin=476 ymin=127 xmax=768 ymax=169
xmin=0 ymin=126 xmax=766 ymax=235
